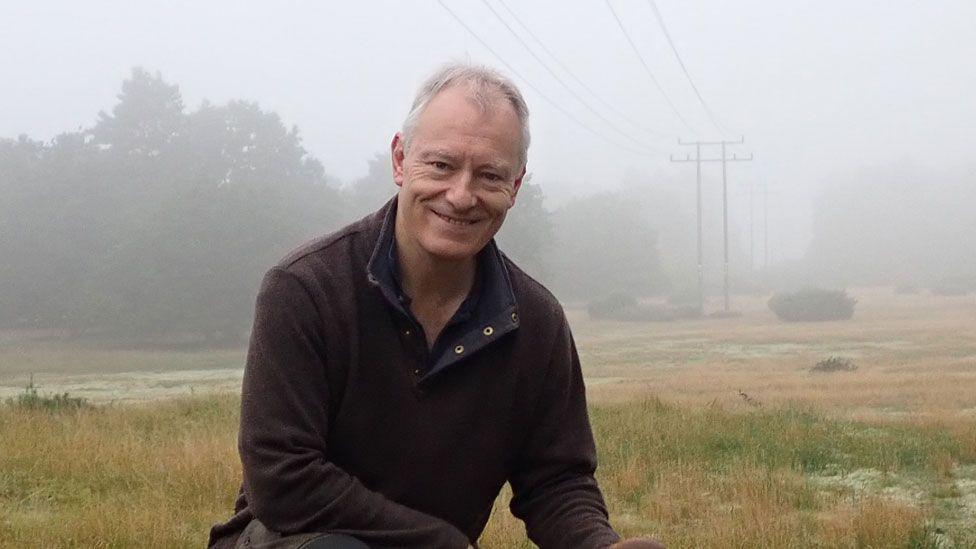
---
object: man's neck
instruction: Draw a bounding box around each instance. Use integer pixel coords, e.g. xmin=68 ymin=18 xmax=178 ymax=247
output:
xmin=394 ymin=223 xmax=478 ymax=347
xmin=395 ymin=236 xmax=476 ymax=308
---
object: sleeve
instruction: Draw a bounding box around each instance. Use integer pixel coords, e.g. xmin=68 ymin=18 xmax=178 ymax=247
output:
xmin=508 ymin=315 xmax=621 ymax=549
xmin=238 ymin=267 xmax=471 ymax=549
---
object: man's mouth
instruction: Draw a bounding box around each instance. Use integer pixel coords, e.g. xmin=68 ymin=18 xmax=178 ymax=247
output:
xmin=432 ymin=210 xmax=479 ymax=226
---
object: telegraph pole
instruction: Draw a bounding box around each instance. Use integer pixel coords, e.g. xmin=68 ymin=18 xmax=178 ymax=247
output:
xmin=672 ymin=137 xmax=752 ymax=313
xmin=670 ymin=142 xmax=705 ymax=313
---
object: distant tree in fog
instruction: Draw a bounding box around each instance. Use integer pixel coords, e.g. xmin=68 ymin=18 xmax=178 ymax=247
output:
xmin=0 ymin=68 xmax=688 ymax=341
xmin=344 ymin=153 xmax=396 ymax=219
xmin=495 ymin=178 xmax=552 ymax=281
xmin=549 ymin=191 xmax=668 ymax=299
xmin=805 ymin=165 xmax=976 ymax=288
xmin=0 ymin=130 xmax=113 ymax=330
xmin=0 ymin=68 xmax=343 ymax=341
xmin=91 ymin=67 xmax=185 ymax=156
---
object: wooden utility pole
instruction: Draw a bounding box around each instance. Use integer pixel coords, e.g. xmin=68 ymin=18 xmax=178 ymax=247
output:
xmin=670 ymin=141 xmax=705 ymax=313
xmin=671 ymin=137 xmax=752 ymax=313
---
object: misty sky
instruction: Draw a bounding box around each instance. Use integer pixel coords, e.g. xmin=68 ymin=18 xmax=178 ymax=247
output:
xmin=3 ymin=1 xmax=975 ymax=260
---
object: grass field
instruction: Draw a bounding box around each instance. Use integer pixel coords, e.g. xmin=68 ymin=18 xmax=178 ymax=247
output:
xmin=1 ymin=288 xmax=975 ymax=547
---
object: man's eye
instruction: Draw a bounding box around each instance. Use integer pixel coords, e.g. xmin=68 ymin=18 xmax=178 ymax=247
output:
xmin=483 ymin=173 xmax=502 ymax=182
xmin=430 ymin=161 xmax=449 ymax=170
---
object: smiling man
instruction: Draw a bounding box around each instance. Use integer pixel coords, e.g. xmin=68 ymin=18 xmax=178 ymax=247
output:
xmin=209 ymin=63 xmax=661 ymax=549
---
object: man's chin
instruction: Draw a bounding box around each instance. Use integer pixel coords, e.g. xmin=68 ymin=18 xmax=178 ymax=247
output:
xmin=420 ymin=239 xmax=485 ymax=263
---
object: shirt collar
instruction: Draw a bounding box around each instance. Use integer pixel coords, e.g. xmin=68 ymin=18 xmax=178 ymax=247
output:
xmin=366 ymin=196 xmax=520 ymax=376
xmin=367 ymin=196 xmax=516 ymax=317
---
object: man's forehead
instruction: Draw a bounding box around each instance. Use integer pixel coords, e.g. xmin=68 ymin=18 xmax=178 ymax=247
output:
xmin=423 ymin=84 xmax=516 ymax=121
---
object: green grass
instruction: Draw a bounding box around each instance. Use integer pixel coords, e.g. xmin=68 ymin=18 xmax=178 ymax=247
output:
xmin=592 ymin=398 xmax=968 ymax=474
xmin=2 ymin=396 xmax=973 ymax=548
xmin=5 ymin=376 xmax=92 ymax=411
xmin=4 ymin=289 xmax=975 ymax=547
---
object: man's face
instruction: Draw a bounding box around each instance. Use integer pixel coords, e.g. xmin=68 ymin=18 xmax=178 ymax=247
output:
xmin=391 ymin=85 xmax=525 ymax=263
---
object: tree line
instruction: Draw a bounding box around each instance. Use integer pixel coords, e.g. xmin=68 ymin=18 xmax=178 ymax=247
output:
xmin=0 ymin=69 xmax=671 ymax=343
xmin=9 ymin=70 xmax=966 ymax=343
xmin=10 ymin=69 xmax=964 ymax=343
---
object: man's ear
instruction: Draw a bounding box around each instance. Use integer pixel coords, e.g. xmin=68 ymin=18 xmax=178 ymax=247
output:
xmin=509 ymin=165 xmax=526 ymax=207
xmin=391 ymin=133 xmax=406 ymax=187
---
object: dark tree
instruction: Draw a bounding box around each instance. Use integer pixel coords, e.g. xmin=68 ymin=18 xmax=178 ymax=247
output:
xmin=496 ymin=179 xmax=553 ymax=281
xmin=0 ymin=69 xmax=344 ymax=342
xmin=549 ymin=190 xmax=668 ymax=299
xmin=344 ymin=153 xmax=396 ymax=220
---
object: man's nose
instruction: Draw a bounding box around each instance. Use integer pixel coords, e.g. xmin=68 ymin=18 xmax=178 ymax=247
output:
xmin=445 ymin=172 xmax=478 ymax=210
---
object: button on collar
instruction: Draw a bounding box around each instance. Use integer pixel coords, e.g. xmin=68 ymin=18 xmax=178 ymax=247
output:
xmin=454 ymin=345 xmax=465 ymax=355
xmin=483 ymin=326 xmax=494 ymax=336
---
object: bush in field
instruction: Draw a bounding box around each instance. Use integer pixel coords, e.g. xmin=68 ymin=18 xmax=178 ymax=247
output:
xmin=7 ymin=377 xmax=90 ymax=411
xmin=588 ymin=293 xmax=700 ymax=322
xmin=811 ymin=356 xmax=856 ymax=373
xmin=588 ymin=293 xmax=638 ymax=318
xmin=768 ymin=288 xmax=856 ymax=322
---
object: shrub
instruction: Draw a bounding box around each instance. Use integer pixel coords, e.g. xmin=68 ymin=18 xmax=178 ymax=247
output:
xmin=588 ymin=293 xmax=701 ymax=322
xmin=768 ymin=288 xmax=856 ymax=322
xmin=7 ymin=376 xmax=90 ymax=411
xmin=587 ymin=293 xmax=638 ymax=318
xmin=811 ymin=356 xmax=856 ymax=373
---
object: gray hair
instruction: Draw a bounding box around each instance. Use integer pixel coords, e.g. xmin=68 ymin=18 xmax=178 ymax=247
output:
xmin=400 ymin=62 xmax=531 ymax=168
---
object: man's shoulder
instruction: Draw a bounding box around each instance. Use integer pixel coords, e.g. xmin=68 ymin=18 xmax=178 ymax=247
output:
xmin=273 ymin=208 xmax=383 ymax=280
xmin=500 ymin=252 xmax=566 ymax=325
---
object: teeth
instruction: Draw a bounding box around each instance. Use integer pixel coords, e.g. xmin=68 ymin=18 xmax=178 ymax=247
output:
xmin=436 ymin=212 xmax=475 ymax=225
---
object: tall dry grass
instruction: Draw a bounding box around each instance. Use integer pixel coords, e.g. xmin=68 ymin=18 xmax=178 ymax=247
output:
xmin=0 ymin=396 xmax=240 ymax=547
xmin=578 ymin=290 xmax=976 ymax=423
xmin=2 ymin=289 xmax=973 ymax=547
xmin=3 ymin=395 xmax=971 ymax=548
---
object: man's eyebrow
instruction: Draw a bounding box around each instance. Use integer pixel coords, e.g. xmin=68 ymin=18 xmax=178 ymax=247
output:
xmin=417 ymin=150 xmax=458 ymax=161
xmin=479 ymin=161 xmax=513 ymax=177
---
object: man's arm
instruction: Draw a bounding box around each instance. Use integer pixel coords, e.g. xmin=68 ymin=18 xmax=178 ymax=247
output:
xmin=238 ymin=267 xmax=470 ymax=548
xmin=508 ymin=316 xmax=621 ymax=549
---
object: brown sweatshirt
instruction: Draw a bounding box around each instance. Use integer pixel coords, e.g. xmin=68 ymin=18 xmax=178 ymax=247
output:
xmin=208 ymin=199 xmax=619 ymax=548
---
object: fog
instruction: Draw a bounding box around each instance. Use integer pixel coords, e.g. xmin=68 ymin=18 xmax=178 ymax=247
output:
xmin=2 ymin=0 xmax=975 ymax=341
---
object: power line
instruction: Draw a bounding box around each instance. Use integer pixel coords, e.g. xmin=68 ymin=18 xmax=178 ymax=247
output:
xmin=494 ymin=0 xmax=672 ymax=140
xmin=671 ymin=137 xmax=753 ymax=312
xmin=435 ymin=0 xmax=655 ymax=156
xmin=479 ymin=0 xmax=663 ymax=151
xmin=603 ymin=0 xmax=697 ymax=135
xmin=645 ymin=0 xmax=731 ymax=136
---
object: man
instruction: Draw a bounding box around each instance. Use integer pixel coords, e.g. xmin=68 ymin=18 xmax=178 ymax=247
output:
xmin=209 ymin=63 xmax=662 ymax=549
